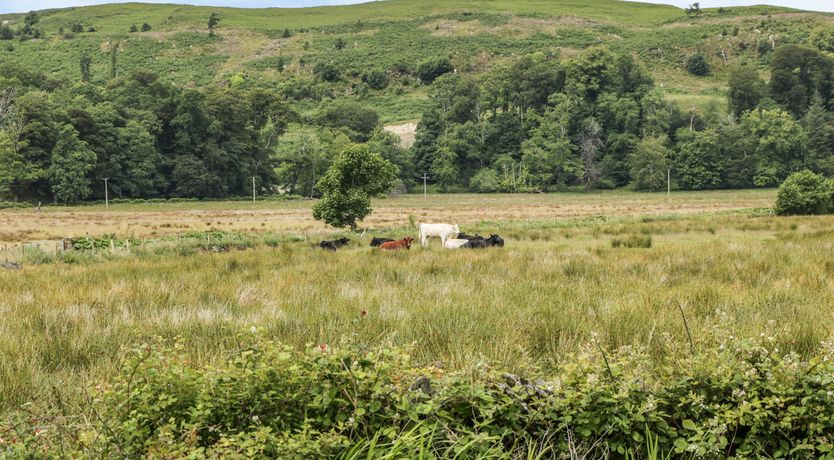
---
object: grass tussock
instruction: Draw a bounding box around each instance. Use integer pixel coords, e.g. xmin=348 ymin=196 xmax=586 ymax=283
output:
xmin=611 ymin=234 xmax=652 ymax=248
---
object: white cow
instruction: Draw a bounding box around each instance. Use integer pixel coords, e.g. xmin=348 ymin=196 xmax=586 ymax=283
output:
xmin=443 ymin=238 xmax=469 ymax=249
xmin=418 ymin=223 xmax=460 ymax=247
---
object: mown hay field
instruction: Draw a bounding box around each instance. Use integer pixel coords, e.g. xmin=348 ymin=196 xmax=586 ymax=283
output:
xmin=3 ymin=188 xmax=833 ymax=418
xmin=0 ymin=189 xmax=774 ymax=242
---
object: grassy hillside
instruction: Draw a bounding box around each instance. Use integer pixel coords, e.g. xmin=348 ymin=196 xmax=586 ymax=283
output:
xmin=0 ymin=0 xmax=830 ymax=122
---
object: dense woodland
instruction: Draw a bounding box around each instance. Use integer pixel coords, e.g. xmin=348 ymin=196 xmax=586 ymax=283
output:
xmin=2 ymin=8 xmax=834 ymax=202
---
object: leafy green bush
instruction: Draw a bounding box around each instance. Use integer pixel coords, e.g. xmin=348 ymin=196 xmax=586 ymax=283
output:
xmin=775 ymin=170 xmax=832 ymax=216
xmin=416 ymin=56 xmax=453 ymax=84
xmin=686 ymin=53 xmax=711 ymax=76
xmin=361 ymin=68 xmax=388 ymax=90
xmin=314 ymin=61 xmax=341 ymax=82
xmin=12 ymin=334 xmax=834 ymax=458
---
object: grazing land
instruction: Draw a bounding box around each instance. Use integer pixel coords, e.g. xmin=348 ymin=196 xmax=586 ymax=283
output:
xmin=1 ymin=189 xmax=774 ymax=243
xmin=4 ymin=188 xmax=831 ymax=412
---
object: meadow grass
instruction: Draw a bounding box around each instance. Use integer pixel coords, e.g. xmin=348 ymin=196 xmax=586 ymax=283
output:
xmin=1 ymin=192 xmax=832 ymax=419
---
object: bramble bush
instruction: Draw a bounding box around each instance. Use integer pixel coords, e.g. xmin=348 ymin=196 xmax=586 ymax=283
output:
xmin=6 ymin=332 xmax=834 ymax=458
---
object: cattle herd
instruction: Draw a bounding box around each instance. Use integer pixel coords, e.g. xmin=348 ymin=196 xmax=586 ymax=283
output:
xmin=320 ymin=223 xmax=504 ymax=252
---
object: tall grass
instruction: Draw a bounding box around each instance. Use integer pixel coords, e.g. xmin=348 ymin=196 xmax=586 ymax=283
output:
xmin=1 ymin=210 xmax=833 ymax=417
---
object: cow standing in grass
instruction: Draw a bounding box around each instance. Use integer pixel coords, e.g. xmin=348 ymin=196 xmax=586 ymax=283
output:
xmin=418 ymin=223 xmax=460 ymax=247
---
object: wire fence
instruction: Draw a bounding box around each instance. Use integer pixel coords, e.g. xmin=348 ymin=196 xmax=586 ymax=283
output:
xmin=0 ymin=240 xmax=67 ymax=263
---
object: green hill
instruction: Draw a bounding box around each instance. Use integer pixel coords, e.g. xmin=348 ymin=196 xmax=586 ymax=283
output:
xmin=0 ymin=0 xmax=826 ymax=122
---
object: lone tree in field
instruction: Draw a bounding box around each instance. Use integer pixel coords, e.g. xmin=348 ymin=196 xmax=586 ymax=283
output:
xmin=312 ymin=144 xmax=397 ymax=231
xmin=207 ymin=13 xmax=220 ymax=37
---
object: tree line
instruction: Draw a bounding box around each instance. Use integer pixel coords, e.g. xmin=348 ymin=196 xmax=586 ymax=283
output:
xmin=413 ymin=44 xmax=834 ymax=193
xmin=1 ymin=40 xmax=833 ymax=203
xmin=0 ymin=67 xmax=411 ymax=203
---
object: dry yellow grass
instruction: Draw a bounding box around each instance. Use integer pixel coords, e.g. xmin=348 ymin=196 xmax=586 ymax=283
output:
xmin=0 ymin=189 xmax=775 ymax=243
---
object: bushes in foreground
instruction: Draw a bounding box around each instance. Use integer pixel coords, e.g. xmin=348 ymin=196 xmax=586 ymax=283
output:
xmin=775 ymin=170 xmax=834 ymax=215
xmin=5 ymin=334 xmax=834 ymax=458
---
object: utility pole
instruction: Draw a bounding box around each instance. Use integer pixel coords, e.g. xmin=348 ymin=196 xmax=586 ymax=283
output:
xmin=419 ymin=172 xmax=429 ymax=197
xmin=667 ymin=169 xmax=671 ymax=197
xmin=252 ymin=176 xmax=256 ymax=203
xmin=102 ymin=178 xmax=109 ymax=207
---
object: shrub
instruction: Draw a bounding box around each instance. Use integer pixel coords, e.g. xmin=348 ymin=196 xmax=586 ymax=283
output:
xmin=469 ymin=168 xmax=500 ymax=193
xmin=14 ymin=334 xmax=834 ymax=458
xmin=0 ymin=25 xmax=13 ymax=40
xmin=686 ymin=53 xmax=710 ymax=76
xmin=416 ymin=56 xmax=453 ymax=84
xmin=775 ymin=170 xmax=832 ymax=215
xmin=362 ymin=68 xmax=388 ymax=90
xmin=129 ymin=24 xmax=138 ymax=33
xmin=141 ymin=23 xmax=152 ymax=32
xmin=70 ymin=23 xmax=83 ymax=33
xmin=313 ymin=61 xmax=341 ymax=82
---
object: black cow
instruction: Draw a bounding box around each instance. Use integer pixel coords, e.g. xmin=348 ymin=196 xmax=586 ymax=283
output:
xmin=457 ymin=233 xmax=484 ymax=241
xmin=319 ymin=237 xmax=350 ymax=251
xmin=462 ymin=234 xmax=504 ymax=248
xmin=370 ymin=237 xmax=395 ymax=247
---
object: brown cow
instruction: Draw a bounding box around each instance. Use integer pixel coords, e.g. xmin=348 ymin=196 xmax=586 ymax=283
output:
xmin=379 ymin=237 xmax=414 ymax=251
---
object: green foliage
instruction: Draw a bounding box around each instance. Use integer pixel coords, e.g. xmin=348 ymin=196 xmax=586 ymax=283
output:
xmin=313 ymin=99 xmax=379 ymax=142
xmin=769 ymin=45 xmax=834 ymax=117
xmin=685 ymin=53 xmax=710 ymax=76
xmin=272 ymin=125 xmax=336 ymax=197
xmin=628 ymin=136 xmax=670 ymax=191
xmin=129 ymin=24 xmax=138 ymax=33
xmin=361 ymin=68 xmax=388 ymax=90
xmin=141 ymin=23 xmax=152 ymax=32
xmin=0 ymin=25 xmax=13 ymax=40
xmin=802 ymin=95 xmax=834 ymax=175
xmin=774 ymin=170 xmax=832 ymax=216
xmin=313 ymin=61 xmax=341 ymax=82
xmin=416 ymin=56 xmax=453 ymax=84
xmin=675 ymin=129 xmax=724 ymax=190
xmin=727 ymin=63 xmax=766 ymax=117
xmin=207 ymin=12 xmax=220 ymax=36
xmin=740 ymin=108 xmax=807 ymax=187
xmin=808 ymin=25 xmax=834 ymax=53
xmin=312 ymin=143 xmax=397 ymax=230
xmin=469 ymin=167 xmax=500 ymax=193
xmin=48 ymin=125 xmax=96 ymax=203
xmin=79 ymin=51 xmax=91 ymax=82
xmin=19 ymin=334 xmax=834 ymax=458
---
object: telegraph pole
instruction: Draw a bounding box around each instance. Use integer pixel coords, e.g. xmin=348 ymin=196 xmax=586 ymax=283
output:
xmin=667 ymin=169 xmax=671 ymax=197
xmin=252 ymin=176 xmax=256 ymax=203
xmin=102 ymin=178 xmax=109 ymax=208
xmin=419 ymin=172 xmax=429 ymax=197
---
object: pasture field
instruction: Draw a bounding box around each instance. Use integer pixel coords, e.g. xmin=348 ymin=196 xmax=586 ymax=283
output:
xmin=3 ymin=188 xmax=833 ymax=420
xmin=0 ymin=189 xmax=774 ymax=243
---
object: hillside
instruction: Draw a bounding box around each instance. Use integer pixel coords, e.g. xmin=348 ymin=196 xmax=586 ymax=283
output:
xmin=1 ymin=0 xmax=828 ymax=123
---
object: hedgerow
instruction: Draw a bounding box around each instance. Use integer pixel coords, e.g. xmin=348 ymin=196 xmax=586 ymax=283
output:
xmin=5 ymin=333 xmax=834 ymax=458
